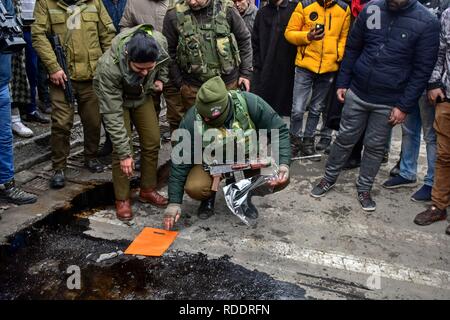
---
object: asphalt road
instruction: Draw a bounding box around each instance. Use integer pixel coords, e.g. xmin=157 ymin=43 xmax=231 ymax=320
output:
xmin=1 ymin=123 xmax=449 ymax=299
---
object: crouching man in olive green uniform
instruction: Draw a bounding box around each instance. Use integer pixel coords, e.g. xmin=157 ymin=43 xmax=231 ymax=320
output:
xmin=32 ymin=0 xmax=116 ymax=188
xmin=163 ymin=76 xmax=291 ymax=230
xmin=94 ymin=25 xmax=170 ymax=221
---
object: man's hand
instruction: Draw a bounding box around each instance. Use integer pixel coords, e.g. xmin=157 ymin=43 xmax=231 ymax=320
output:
xmin=163 ymin=204 xmax=181 ymax=230
xmin=388 ymin=107 xmax=407 ymax=126
xmin=428 ymin=88 xmax=446 ymax=105
xmin=336 ymin=88 xmax=347 ymax=103
xmin=267 ymin=164 xmax=289 ymax=188
xmin=307 ymin=26 xmax=325 ymax=41
xmin=50 ymin=70 xmax=67 ymax=88
xmin=154 ymin=80 xmax=164 ymax=92
xmin=120 ymin=156 xmax=134 ymax=178
xmin=238 ymin=77 xmax=250 ymax=91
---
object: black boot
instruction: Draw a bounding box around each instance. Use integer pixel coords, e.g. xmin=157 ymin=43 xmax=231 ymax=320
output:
xmin=302 ymin=137 xmax=316 ymax=156
xmin=290 ymin=133 xmax=302 ymax=159
xmin=50 ymin=169 xmax=65 ymax=189
xmin=390 ymin=159 xmax=401 ymax=177
xmin=316 ymin=137 xmax=331 ymax=152
xmin=197 ymin=192 xmax=216 ymax=220
xmin=85 ymin=158 xmax=105 ymax=173
xmin=244 ymin=194 xmax=259 ymax=219
xmin=0 ymin=179 xmax=37 ymax=205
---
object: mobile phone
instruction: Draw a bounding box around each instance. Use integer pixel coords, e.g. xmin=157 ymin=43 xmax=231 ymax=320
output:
xmin=315 ymin=23 xmax=325 ymax=32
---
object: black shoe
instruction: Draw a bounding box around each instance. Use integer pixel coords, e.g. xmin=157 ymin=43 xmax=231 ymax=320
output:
xmin=357 ymin=191 xmax=376 ymax=211
xmin=98 ymin=139 xmax=113 ymax=157
xmin=316 ymin=137 xmax=331 ymax=152
xmin=0 ymin=179 xmax=37 ymax=205
xmin=85 ymin=158 xmax=104 ymax=173
xmin=290 ymin=134 xmax=302 ymax=159
xmin=22 ymin=110 xmax=50 ymax=124
xmin=50 ymin=170 xmax=65 ymax=189
xmin=197 ymin=193 xmax=216 ymax=220
xmin=324 ymin=144 xmax=331 ymax=155
xmin=390 ymin=160 xmax=401 ymax=177
xmin=302 ymin=137 xmax=315 ymax=156
xmin=310 ymin=178 xmax=335 ymax=198
xmin=343 ymin=157 xmax=361 ymax=170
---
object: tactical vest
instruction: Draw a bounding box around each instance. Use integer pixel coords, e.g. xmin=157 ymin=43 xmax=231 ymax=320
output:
xmin=175 ymin=0 xmax=241 ymax=82
xmin=195 ymin=91 xmax=257 ymax=164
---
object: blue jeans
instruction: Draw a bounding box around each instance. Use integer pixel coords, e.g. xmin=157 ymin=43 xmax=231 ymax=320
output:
xmin=0 ymin=84 xmax=14 ymax=184
xmin=24 ymin=30 xmax=37 ymax=114
xmin=290 ymin=67 xmax=335 ymax=139
xmin=399 ymin=95 xmax=436 ymax=186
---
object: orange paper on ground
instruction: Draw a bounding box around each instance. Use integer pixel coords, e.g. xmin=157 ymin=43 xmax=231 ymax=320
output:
xmin=124 ymin=227 xmax=178 ymax=257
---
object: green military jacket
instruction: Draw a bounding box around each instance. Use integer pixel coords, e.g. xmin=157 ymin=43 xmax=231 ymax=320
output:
xmin=93 ymin=24 xmax=170 ymax=159
xmin=32 ymin=0 xmax=116 ymax=81
xmin=168 ymin=91 xmax=291 ymax=204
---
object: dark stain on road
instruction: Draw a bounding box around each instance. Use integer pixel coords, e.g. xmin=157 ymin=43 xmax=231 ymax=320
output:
xmin=0 ymin=184 xmax=307 ymax=300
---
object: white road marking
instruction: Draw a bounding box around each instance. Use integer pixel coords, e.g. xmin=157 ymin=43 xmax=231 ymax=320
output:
xmin=237 ymin=238 xmax=450 ymax=290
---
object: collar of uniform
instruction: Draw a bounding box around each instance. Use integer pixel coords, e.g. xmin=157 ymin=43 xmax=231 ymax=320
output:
xmin=57 ymin=0 xmax=88 ymax=10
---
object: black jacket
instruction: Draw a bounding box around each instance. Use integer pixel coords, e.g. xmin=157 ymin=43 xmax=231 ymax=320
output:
xmin=251 ymin=0 xmax=298 ymax=117
xmin=336 ymin=0 xmax=440 ymax=113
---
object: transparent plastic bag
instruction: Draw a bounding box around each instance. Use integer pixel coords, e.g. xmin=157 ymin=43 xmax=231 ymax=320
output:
xmin=223 ymin=163 xmax=279 ymax=226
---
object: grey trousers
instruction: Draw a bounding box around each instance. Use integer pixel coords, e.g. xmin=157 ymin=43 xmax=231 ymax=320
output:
xmin=324 ymin=89 xmax=394 ymax=192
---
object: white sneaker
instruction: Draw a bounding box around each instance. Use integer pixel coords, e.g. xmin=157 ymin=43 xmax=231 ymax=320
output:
xmin=12 ymin=115 xmax=34 ymax=138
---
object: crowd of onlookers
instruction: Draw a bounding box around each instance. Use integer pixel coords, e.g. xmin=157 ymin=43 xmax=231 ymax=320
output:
xmin=0 ymin=0 xmax=449 ymax=234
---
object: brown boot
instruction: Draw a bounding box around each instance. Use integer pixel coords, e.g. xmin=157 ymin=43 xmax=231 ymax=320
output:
xmin=139 ymin=188 xmax=168 ymax=208
xmin=414 ymin=206 xmax=447 ymax=226
xmin=115 ymin=199 xmax=133 ymax=221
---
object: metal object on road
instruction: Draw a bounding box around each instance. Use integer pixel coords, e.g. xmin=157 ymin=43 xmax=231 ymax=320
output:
xmin=291 ymin=154 xmax=322 ymax=161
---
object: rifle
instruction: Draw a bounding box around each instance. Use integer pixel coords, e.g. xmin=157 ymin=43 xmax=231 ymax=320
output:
xmin=48 ymin=34 xmax=75 ymax=106
xmin=204 ymin=158 xmax=272 ymax=192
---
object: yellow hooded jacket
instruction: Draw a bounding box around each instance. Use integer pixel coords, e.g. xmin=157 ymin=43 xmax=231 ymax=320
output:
xmin=285 ymin=0 xmax=351 ymax=74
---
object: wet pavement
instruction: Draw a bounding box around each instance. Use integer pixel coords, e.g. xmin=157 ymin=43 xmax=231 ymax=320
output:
xmin=1 ymin=121 xmax=450 ymax=300
xmin=0 ymin=203 xmax=306 ymax=300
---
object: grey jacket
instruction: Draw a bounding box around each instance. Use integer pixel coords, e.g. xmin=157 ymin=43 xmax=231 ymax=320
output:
xmin=429 ymin=8 xmax=450 ymax=98
xmin=242 ymin=3 xmax=257 ymax=33
xmin=119 ymin=0 xmax=171 ymax=32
